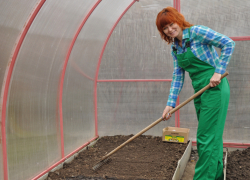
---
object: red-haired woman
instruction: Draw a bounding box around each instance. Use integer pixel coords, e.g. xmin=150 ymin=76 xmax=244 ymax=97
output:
xmin=156 ymin=7 xmax=235 ymax=180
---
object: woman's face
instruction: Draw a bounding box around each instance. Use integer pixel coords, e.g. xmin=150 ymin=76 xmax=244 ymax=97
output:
xmin=163 ymin=22 xmax=182 ymax=39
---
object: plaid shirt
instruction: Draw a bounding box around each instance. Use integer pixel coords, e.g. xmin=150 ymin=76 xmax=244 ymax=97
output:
xmin=167 ymin=25 xmax=235 ymax=107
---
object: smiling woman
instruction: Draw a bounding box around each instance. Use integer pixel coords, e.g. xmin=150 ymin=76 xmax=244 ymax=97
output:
xmin=156 ymin=7 xmax=193 ymax=44
xmin=163 ymin=23 xmax=183 ymax=46
xmin=155 ymin=6 xmax=235 ymax=180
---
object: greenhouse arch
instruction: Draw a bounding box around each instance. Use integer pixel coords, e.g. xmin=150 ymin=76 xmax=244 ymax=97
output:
xmin=0 ymin=0 xmax=250 ymax=179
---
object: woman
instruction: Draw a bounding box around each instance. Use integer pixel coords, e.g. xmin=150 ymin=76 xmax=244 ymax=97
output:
xmin=156 ymin=7 xmax=235 ymax=180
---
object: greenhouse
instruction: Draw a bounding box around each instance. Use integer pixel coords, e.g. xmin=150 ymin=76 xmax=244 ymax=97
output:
xmin=0 ymin=0 xmax=250 ymax=179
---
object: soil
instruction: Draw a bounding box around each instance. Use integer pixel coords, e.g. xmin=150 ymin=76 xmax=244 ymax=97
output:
xmin=226 ymin=147 xmax=250 ymax=180
xmin=46 ymin=135 xmax=189 ymax=180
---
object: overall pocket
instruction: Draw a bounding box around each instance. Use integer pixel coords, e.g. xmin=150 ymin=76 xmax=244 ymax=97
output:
xmin=177 ymin=58 xmax=190 ymax=68
xmin=201 ymin=86 xmax=221 ymax=108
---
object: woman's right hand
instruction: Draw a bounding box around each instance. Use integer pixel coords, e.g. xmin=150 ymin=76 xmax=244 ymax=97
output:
xmin=162 ymin=106 xmax=173 ymax=121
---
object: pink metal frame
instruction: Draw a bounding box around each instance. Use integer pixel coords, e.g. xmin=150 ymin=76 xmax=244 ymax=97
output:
xmin=98 ymin=79 xmax=172 ymax=82
xmin=58 ymin=0 xmax=101 ymax=158
xmin=173 ymin=0 xmax=181 ymax=127
xmin=1 ymin=0 xmax=250 ymax=180
xmin=0 ymin=0 xmax=100 ymax=180
xmin=33 ymin=0 xmax=139 ymax=179
xmin=32 ymin=0 xmax=102 ymax=179
xmin=230 ymin=36 xmax=250 ymax=41
xmin=94 ymin=0 xmax=182 ymax=135
xmin=95 ymin=0 xmax=250 ymax=148
xmin=173 ymin=0 xmax=181 ymax=12
xmin=94 ymin=0 xmax=138 ymax=136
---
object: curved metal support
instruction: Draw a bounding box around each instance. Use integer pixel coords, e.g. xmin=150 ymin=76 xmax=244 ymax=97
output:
xmin=174 ymin=0 xmax=181 ymax=12
xmin=58 ymin=0 xmax=101 ymax=159
xmin=173 ymin=0 xmax=181 ymax=127
xmin=93 ymin=0 xmax=138 ymax=137
xmin=230 ymin=36 xmax=250 ymax=41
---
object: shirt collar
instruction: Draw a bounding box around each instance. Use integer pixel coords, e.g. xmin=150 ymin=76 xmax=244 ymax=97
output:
xmin=173 ymin=28 xmax=190 ymax=47
xmin=182 ymin=28 xmax=189 ymax=40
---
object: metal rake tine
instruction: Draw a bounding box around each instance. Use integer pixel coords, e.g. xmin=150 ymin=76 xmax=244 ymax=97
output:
xmin=92 ymin=158 xmax=112 ymax=171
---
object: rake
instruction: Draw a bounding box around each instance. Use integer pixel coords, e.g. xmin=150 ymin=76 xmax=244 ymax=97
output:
xmin=92 ymin=72 xmax=229 ymax=171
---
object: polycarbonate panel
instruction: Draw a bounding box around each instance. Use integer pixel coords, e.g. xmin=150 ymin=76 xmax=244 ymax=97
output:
xmin=99 ymin=0 xmax=250 ymax=143
xmin=0 ymin=0 xmax=40 ymax=95
xmin=97 ymin=82 xmax=176 ymax=136
xmin=181 ymin=0 xmax=250 ymax=37
xmin=63 ymin=0 xmax=134 ymax=155
xmin=97 ymin=0 xmax=174 ymax=136
xmin=179 ymin=0 xmax=250 ymax=143
xmin=6 ymin=1 xmax=97 ymax=180
xmin=0 ymin=1 xmax=41 ymax=180
xmin=100 ymin=0 xmax=173 ymax=80
xmin=223 ymin=41 xmax=250 ymax=143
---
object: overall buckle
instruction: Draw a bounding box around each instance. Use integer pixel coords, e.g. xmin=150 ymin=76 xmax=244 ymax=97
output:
xmin=186 ymin=41 xmax=191 ymax=48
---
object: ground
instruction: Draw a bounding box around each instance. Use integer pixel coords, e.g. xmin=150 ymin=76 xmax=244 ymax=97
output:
xmin=47 ymin=135 xmax=188 ymax=180
xmin=226 ymin=147 xmax=250 ymax=180
xmin=46 ymin=135 xmax=250 ymax=180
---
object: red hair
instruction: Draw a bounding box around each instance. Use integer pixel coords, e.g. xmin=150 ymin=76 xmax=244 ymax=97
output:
xmin=156 ymin=7 xmax=193 ymax=44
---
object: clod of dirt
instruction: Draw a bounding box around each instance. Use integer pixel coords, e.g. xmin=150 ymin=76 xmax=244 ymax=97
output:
xmin=46 ymin=135 xmax=189 ymax=180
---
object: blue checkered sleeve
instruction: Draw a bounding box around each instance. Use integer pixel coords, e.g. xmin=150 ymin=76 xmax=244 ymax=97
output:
xmin=192 ymin=25 xmax=235 ymax=74
xmin=166 ymin=49 xmax=185 ymax=107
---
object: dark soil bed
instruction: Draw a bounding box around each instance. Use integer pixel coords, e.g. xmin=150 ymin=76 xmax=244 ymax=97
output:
xmin=226 ymin=147 xmax=250 ymax=180
xmin=47 ymin=135 xmax=189 ymax=180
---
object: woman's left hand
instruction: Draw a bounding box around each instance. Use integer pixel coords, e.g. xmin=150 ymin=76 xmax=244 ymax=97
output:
xmin=210 ymin=73 xmax=221 ymax=87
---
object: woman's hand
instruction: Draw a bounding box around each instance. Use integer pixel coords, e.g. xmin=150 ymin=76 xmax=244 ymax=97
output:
xmin=162 ymin=106 xmax=173 ymax=121
xmin=210 ymin=73 xmax=222 ymax=87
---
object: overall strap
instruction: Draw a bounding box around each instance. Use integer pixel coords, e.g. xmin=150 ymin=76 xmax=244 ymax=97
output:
xmin=172 ymin=45 xmax=177 ymax=56
xmin=185 ymin=27 xmax=192 ymax=48
xmin=188 ymin=26 xmax=192 ymax=36
xmin=172 ymin=26 xmax=193 ymax=54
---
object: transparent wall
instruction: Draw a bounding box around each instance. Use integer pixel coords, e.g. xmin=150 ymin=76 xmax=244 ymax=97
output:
xmin=181 ymin=0 xmax=250 ymax=37
xmin=99 ymin=0 xmax=250 ymax=142
xmin=100 ymin=0 xmax=174 ymax=80
xmin=0 ymin=1 xmax=42 ymax=180
xmin=179 ymin=0 xmax=250 ymax=142
xmin=6 ymin=0 xmax=98 ymax=179
xmin=99 ymin=0 xmax=174 ymax=136
xmin=63 ymin=0 xmax=134 ymax=155
xmin=0 ymin=0 xmax=40 ymax=94
xmin=97 ymin=81 xmax=175 ymax=136
xmin=0 ymin=0 xmax=249 ymax=180
xmin=223 ymin=41 xmax=250 ymax=143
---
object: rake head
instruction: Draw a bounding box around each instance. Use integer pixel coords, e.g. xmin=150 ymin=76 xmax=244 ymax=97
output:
xmin=92 ymin=158 xmax=112 ymax=171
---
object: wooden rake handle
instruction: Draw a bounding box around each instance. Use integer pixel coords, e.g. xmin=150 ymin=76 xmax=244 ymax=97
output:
xmin=101 ymin=71 xmax=229 ymax=161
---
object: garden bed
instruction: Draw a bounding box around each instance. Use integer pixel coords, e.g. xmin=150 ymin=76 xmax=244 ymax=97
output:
xmin=46 ymin=135 xmax=189 ymax=180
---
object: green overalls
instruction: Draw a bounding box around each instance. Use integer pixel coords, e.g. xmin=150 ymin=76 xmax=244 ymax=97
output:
xmin=173 ymin=28 xmax=230 ymax=180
